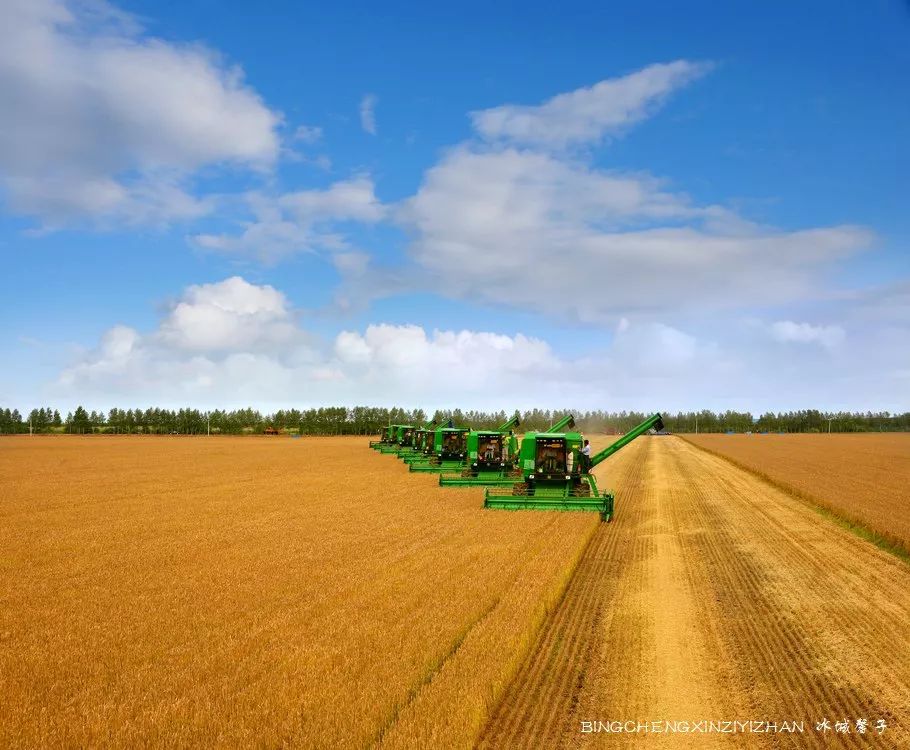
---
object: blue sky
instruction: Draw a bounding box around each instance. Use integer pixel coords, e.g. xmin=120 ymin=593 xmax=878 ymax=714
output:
xmin=1 ymin=0 xmax=908 ymax=413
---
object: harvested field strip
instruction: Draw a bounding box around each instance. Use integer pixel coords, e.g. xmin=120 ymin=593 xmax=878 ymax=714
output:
xmin=682 ymin=435 xmax=910 ymax=564
xmin=668 ymin=443 xmax=900 ymax=749
xmin=683 ymin=434 xmax=910 ymax=560
xmin=479 ymin=437 xmax=910 ymax=748
xmin=478 ymin=437 xmax=651 ymax=748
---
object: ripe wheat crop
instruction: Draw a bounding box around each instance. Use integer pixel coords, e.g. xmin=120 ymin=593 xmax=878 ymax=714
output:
xmin=0 ymin=436 xmax=597 ymax=748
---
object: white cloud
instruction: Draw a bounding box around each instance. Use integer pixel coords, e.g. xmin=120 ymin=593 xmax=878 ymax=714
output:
xmin=52 ymin=277 xmax=910 ymax=412
xmin=360 ymin=93 xmax=377 ymax=135
xmin=770 ymin=321 xmax=845 ymax=349
xmin=0 ymin=0 xmax=281 ymax=227
xmin=335 ymin=324 xmax=557 ymax=374
xmin=293 ymin=124 xmax=323 ymax=143
xmin=190 ymin=175 xmax=384 ymax=260
xmin=397 ymin=145 xmax=872 ymax=321
xmin=471 ymin=61 xmax=711 ymax=148
xmin=157 ymin=277 xmax=299 ymax=352
xmin=281 ymin=175 xmax=385 ymax=222
xmin=56 ymin=277 xmax=565 ymax=408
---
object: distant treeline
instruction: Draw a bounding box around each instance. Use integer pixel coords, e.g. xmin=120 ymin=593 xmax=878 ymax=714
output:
xmin=1 ymin=406 xmax=908 ymax=435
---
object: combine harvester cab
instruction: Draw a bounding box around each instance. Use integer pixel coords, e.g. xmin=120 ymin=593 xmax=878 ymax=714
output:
xmin=408 ymin=426 xmax=470 ymax=473
xmin=392 ymin=423 xmax=425 ymax=457
xmin=402 ymin=423 xmax=443 ymax=464
xmin=437 ymin=414 xmax=571 ymax=486
xmin=369 ymin=425 xmax=396 ymax=450
xmin=484 ymin=413 xmax=664 ymax=521
xmin=376 ymin=424 xmax=415 ymax=454
xmin=397 ymin=421 xmax=436 ymax=459
xmin=438 ymin=415 xmax=521 ymax=487
xmin=438 ymin=415 xmax=577 ymax=488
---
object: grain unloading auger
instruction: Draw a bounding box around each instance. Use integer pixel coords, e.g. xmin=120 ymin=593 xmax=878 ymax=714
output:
xmin=438 ymin=414 xmax=571 ymax=487
xmin=483 ymin=413 xmax=664 ymax=521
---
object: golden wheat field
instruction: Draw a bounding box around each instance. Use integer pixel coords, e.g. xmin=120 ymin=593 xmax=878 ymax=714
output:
xmin=3 ymin=434 xmax=910 ymax=749
xmin=684 ymin=433 xmax=910 ymax=553
xmin=0 ymin=435 xmax=599 ymax=748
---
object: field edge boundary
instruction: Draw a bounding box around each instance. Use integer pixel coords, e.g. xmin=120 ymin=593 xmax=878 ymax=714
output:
xmin=473 ymin=518 xmax=603 ymax=748
xmin=678 ymin=435 xmax=910 ymax=565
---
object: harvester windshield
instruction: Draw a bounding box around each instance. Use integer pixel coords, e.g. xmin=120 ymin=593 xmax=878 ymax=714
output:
xmin=442 ymin=430 xmax=466 ymax=455
xmin=535 ymin=437 xmax=567 ymax=478
xmin=476 ymin=434 xmax=503 ymax=466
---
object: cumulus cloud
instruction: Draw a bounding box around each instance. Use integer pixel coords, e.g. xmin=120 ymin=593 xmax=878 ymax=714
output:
xmin=190 ymin=175 xmax=385 ymax=260
xmin=53 ymin=277 xmax=910 ymax=412
xmin=770 ymin=321 xmax=845 ymax=349
xmin=157 ymin=277 xmax=300 ymax=351
xmin=346 ymin=61 xmax=866 ymax=323
xmin=397 ymin=145 xmax=872 ymax=321
xmin=336 ymin=325 xmax=557 ymax=374
xmin=57 ymin=277 xmax=565 ymax=408
xmin=359 ymin=94 xmax=378 ymax=135
xmin=471 ymin=61 xmax=711 ymax=148
xmin=0 ymin=0 xmax=281 ymax=227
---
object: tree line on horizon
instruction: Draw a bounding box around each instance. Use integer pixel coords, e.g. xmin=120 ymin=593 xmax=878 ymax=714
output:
xmin=0 ymin=405 xmax=908 ymax=435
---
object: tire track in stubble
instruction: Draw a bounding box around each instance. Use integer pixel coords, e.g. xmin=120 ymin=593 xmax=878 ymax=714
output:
xmin=667 ymin=439 xmax=895 ymax=749
xmin=476 ymin=440 xmax=652 ymax=749
xmin=668 ymin=445 xmax=841 ymax=747
xmin=703 ymin=456 xmax=910 ymax=706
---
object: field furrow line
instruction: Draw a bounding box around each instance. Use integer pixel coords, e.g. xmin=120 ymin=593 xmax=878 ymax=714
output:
xmin=477 ymin=440 xmax=651 ymax=749
xmin=682 ymin=442 xmax=910 ymax=734
xmin=669 ymin=440 xmax=897 ymax=749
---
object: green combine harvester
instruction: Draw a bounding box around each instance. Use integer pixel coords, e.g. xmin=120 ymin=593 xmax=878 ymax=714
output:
xmin=396 ymin=420 xmax=436 ymax=458
xmin=401 ymin=423 xmax=444 ymax=464
xmin=372 ymin=424 xmax=416 ymax=454
xmin=408 ymin=424 xmax=471 ymax=473
xmin=437 ymin=414 xmax=521 ymax=487
xmin=437 ymin=413 xmax=573 ymax=487
xmin=369 ymin=424 xmax=396 ymax=450
xmin=483 ymin=413 xmax=664 ymax=521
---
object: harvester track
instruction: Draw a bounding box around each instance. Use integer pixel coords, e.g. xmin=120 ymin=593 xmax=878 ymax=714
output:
xmin=478 ymin=437 xmax=910 ymax=749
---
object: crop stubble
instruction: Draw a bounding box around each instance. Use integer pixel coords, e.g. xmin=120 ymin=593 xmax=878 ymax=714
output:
xmin=684 ymin=433 xmax=910 ymax=554
xmin=480 ymin=436 xmax=910 ymax=749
